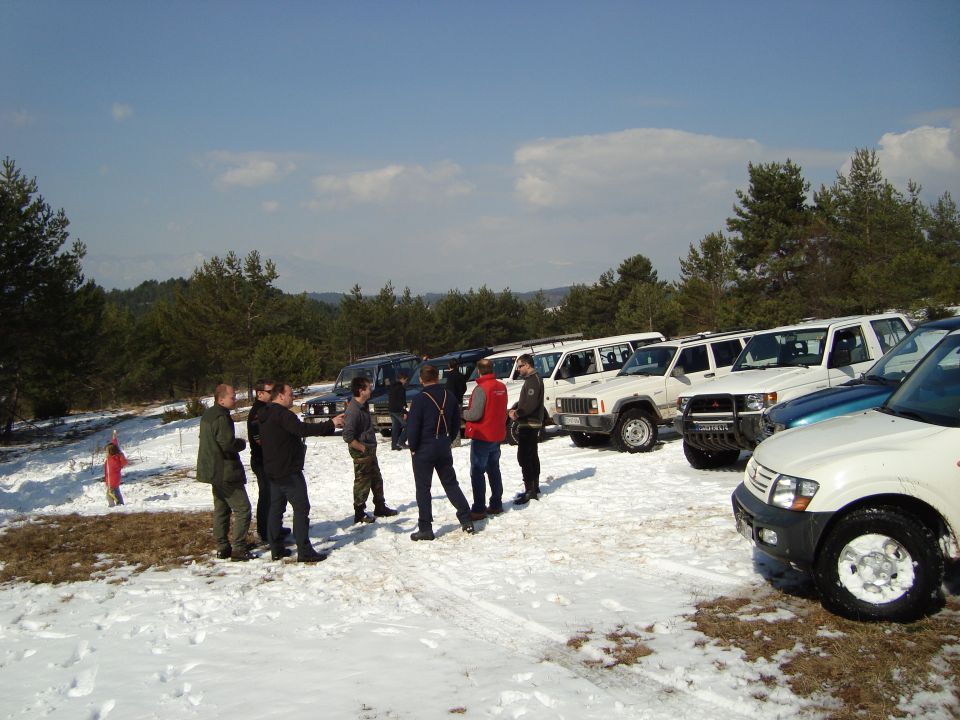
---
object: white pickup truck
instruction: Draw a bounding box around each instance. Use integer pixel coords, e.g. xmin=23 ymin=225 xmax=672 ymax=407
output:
xmin=552 ymin=330 xmax=753 ymax=452
xmin=676 ymin=314 xmax=911 ymax=468
xmin=731 ymin=326 xmax=960 ymax=621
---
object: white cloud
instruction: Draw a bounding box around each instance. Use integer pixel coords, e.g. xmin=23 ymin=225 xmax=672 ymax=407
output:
xmin=8 ymin=109 xmax=34 ymax=127
xmin=310 ymin=160 xmax=473 ymax=207
xmin=112 ymin=103 xmax=133 ymax=122
xmin=514 ymin=128 xmax=762 ymax=212
xmin=261 ymin=200 xmax=279 ymax=213
xmin=874 ymin=124 xmax=960 ymax=196
xmin=206 ymin=151 xmax=297 ymax=189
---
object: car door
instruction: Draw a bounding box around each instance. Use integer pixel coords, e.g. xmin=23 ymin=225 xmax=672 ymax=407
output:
xmin=663 ymin=344 xmax=713 ymax=417
xmin=826 ymin=323 xmax=874 ymax=385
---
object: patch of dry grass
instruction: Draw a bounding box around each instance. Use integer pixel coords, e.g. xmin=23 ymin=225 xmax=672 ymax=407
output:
xmin=566 ymin=624 xmax=654 ymax=668
xmin=690 ymin=589 xmax=960 ymax=719
xmin=0 ymin=511 xmax=233 ymax=584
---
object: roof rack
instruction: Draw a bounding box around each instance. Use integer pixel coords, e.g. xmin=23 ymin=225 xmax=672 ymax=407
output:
xmin=352 ymin=351 xmax=416 ymax=364
xmin=490 ymin=333 xmax=583 ymax=353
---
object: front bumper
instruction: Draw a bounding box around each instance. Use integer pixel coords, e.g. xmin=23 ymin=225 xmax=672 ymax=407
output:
xmin=731 ymin=483 xmax=834 ymax=569
xmin=677 ymin=405 xmax=764 ymax=451
xmin=553 ymin=413 xmax=615 ymax=434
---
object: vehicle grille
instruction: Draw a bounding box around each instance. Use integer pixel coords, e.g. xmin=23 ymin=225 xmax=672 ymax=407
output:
xmin=746 ymin=458 xmax=776 ymax=497
xmin=689 ymin=395 xmax=735 ymax=414
xmin=558 ymin=397 xmax=594 ymax=414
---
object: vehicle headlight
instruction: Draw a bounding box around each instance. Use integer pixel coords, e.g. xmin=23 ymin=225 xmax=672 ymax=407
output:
xmin=677 ymin=397 xmax=689 ymax=412
xmin=770 ymin=474 xmax=819 ymax=511
xmin=745 ymin=392 xmax=778 ymax=411
xmin=335 ymin=402 xmax=345 ymax=412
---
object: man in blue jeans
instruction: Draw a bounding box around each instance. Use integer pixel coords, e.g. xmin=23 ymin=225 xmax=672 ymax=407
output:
xmin=462 ymin=358 xmax=508 ymax=519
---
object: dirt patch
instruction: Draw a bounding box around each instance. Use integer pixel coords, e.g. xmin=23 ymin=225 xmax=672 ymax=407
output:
xmin=0 ymin=511 xmax=245 ymax=584
xmin=688 ymin=588 xmax=960 ymax=719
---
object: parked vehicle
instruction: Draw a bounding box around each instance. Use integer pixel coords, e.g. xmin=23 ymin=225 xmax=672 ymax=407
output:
xmin=675 ymin=314 xmax=910 ymax=468
xmin=301 ymin=352 xmax=419 ymax=425
xmin=553 ymin=330 xmax=753 ymax=452
xmin=760 ymin=316 xmax=960 ymax=439
xmin=731 ymin=327 xmax=960 ymax=621
xmin=368 ymin=347 xmax=492 ymax=434
xmin=505 ymin=331 xmax=665 ymax=442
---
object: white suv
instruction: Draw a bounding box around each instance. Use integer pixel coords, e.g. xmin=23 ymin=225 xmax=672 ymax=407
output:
xmin=553 ymin=330 xmax=753 ymax=452
xmin=676 ymin=314 xmax=910 ymax=468
xmin=732 ymin=327 xmax=960 ymax=621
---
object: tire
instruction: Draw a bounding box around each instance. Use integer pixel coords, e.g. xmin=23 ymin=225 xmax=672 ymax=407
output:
xmin=812 ymin=506 xmax=943 ymax=622
xmin=612 ymin=409 xmax=658 ymax=453
xmin=682 ymin=441 xmax=739 ymax=469
xmin=569 ymin=431 xmax=607 ymax=448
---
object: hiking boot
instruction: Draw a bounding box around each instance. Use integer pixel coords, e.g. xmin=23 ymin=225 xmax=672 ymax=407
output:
xmin=354 ymin=506 xmax=375 ymax=524
xmin=513 ymin=491 xmax=540 ymax=505
xmin=271 ymin=548 xmax=293 ymax=561
xmin=374 ymin=503 xmax=399 ymax=517
xmin=216 ymin=547 xmax=232 ymax=559
xmin=461 ymin=522 xmax=476 ymax=534
xmin=297 ymin=550 xmax=328 ymax=563
xmin=469 ymin=511 xmax=487 ymax=521
xmin=410 ymin=529 xmax=435 ymax=542
xmin=231 ymin=549 xmax=253 ymax=562
xmin=486 ymin=505 xmax=504 ymax=516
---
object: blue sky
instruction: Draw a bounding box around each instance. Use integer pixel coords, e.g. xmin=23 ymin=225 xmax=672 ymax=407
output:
xmin=3 ymin=1 xmax=959 ymax=295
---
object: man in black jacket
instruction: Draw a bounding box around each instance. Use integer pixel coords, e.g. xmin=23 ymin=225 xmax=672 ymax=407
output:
xmin=248 ymin=377 xmax=289 ymax=545
xmin=388 ymin=372 xmax=409 ymax=450
xmin=508 ymin=354 xmax=544 ymax=505
xmin=406 ymin=364 xmax=473 ymax=541
xmin=259 ymin=382 xmax=342 ymax=562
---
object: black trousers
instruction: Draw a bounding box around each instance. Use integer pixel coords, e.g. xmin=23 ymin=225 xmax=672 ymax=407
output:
xmin=252 ymin=463 xmax=271 ymax=542
xmin=268 ymin=471 xmax=314 ymax=555
xmin=411 ymin=441 xmax=470 ymax=528
xmin=516 ymin=428 xmax=541 ymax=495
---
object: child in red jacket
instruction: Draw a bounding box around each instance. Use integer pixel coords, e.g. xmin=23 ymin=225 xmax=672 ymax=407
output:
xmin=105 ymin=433 xmax=128 ymax=507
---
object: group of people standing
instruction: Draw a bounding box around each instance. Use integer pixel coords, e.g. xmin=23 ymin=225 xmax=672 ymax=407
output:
xmin=192 ymin=353 xmax=545 ymax=562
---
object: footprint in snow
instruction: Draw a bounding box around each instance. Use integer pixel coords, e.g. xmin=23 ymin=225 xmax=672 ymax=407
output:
xmin=89 ymin=698 xmax=115 ymax=719
xmin=66 ymin=666 xmax=98 ymax=697
xmin=61 ymin=640 xmax=91 ymax=667
xmin=600 ymin=598 xmax=629 ymax=612
xmin=419 ymin=638 xmax=438 ymax=649
xmin=546 ymin=593 xmax=570 ymax=606
xmin=189 ymin=630 xmax=206 ymax=646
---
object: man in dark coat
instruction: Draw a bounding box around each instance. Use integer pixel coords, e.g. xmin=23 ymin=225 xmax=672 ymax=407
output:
xmin=406 ymin=364 xmax=473 ymax=541
xmin=508 ymin=353 xmax=545 ymax=505
xmin=248 ymin=377 xmax=290 ymax=545
xmin=197 ymin=384 xmax=252 ymax=561
xmin=388 ymin=372 xmax=409 ymax=451
xmin=259 ymin=382 xmax=342 ymax=562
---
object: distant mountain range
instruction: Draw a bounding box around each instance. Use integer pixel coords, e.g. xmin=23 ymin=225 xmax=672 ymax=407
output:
xmin=305 ymin=287 xmax=571 ymax=308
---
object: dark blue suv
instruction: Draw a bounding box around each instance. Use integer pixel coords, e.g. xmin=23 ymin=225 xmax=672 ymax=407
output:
xmin=760 ymin=315 xmax=960 ymax=438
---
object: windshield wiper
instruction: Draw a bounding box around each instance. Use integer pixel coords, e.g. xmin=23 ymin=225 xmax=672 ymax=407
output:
xmin=864 ymin=374 xmax=897 ymax=386
xmin=877 ymin=406 xmax=927 ymax=422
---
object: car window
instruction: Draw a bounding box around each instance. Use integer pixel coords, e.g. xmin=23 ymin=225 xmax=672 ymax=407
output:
xmin=533 ymin=351 xmax=562 ymax=378
xmin=677 ymin=345 xmax=709 ymax=374
xmin=710 ymin=339 xmax=743 ymax=368
xmin=871 ymin=318 xmax=910 ymax=353
xmin=831 ymin=326 xmax=870 ymax=366
xmin=558 ymin=350 xmax=597 ymax=379
xmin=886 ymin=334 xmax=960 ymax=427
xmin=872 ymin=326 xmax=951 ymax=382
xmin=620 ymin=346 xmax=676 ymax=376
xmin=736 ymin=328 xmax=827 ymax=370
xmin=599 ymin=343 xmax=632 ymax=371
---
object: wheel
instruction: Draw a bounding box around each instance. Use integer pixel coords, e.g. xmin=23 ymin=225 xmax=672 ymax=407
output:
xmin=612 ymin=409 xmax=658 ymax=453
xmin=380 ymin=429 xmax=392 ymax=438
xmin=682 ymin=441 xmax=739 ymax=469
xmin=813 ymin=506 xmax=943 ymax=622
xmin=569 ymin=431 xmax=607 ymax=448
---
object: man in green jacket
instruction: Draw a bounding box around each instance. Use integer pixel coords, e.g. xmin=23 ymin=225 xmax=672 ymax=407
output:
xmin=197 ymin=384 xmax=252 ymax=561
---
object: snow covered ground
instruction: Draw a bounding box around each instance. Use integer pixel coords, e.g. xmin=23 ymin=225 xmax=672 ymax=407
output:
xmin=0 ymin=394 xmax=953 ymax=719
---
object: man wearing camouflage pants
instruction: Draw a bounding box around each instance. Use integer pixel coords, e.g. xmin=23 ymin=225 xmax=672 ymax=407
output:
xmin=342 ymin=377 xmax=398 ymax=524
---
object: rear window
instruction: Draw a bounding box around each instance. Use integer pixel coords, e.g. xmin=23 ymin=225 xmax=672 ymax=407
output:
xmin=871 ymin=318 xmax=910 ymax=353
xmin=710 ymin=339 xmax=744 ymax=368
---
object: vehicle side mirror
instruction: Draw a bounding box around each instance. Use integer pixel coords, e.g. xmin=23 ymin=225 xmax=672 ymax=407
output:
xmin=830 ymin=348 xmax=851 ymax=368
xmin=671 ymin=366 xmax=686 ymax=379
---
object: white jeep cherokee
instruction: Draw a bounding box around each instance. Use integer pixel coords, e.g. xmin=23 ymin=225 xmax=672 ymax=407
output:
xmin=676 ymin=313 xmax=911 ymax=468
xmin=731 ymin=327 xmax=960 ymax=621
xmin=552 ymin=330 xmax=753 ymax=452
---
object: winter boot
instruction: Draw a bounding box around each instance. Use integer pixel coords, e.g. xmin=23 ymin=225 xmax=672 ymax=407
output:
xmin=410 ymin=523 xmax=435 ymax=542
xmin=373 ymin=501 xmax=398 ymax=517
xmin=354 ymin=505 xmax=375 ymax=524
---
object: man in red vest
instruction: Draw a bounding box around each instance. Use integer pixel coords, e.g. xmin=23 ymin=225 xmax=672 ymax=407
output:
xmin=463 ymin=358 xmax=509 ymax=519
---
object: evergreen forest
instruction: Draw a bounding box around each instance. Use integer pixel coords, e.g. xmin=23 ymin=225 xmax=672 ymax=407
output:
xmin=2 ymin=150 xmax=958 ymax=432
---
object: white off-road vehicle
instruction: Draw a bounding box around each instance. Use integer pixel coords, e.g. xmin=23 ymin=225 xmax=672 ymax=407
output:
xmin=552 ymin=330 xmax=753 ymax=452
xmin=676 ymin=314 xmax=910 ymax=468
xmin=732 ymin=327 xmax=960 ymax=621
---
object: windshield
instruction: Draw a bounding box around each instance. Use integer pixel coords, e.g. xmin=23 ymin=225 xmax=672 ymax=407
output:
xmin=734 ymin=328 xmax=827 ymax=370
xmin=882 ymin=333 xmax=960 ymax=427
xmin=619 ymin=346 xmax=677 ymax=376
xmin=469 ymin=355 xmax=518 ymax=381
xmin=333 ymin=366 xmax=374 ymax=391
xmin=867 ymin=325 xmax=951 ymax=384
xmin=533 ymin=351 xmax=562 ymax=378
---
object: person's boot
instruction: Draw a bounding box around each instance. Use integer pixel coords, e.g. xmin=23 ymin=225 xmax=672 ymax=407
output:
xmin=410 ymin=522 xmax=435 ymax=541
xmin=271 ymin=547 xmax=293 ymax=561
xmin=216 ymin=546 xmax=232 ymax=559
xmin=297 ymin=548 xmax=328 ymax=563
xmin=373 ymin=501 xmax=398 ymax=517
xmin=354 ymin=505 xmax=375 ymax=524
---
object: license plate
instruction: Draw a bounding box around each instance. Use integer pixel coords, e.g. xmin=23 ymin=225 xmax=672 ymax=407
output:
xmin=735 ymin=512 xmax=754 ymax=542
xmin=375 ymin=415 xmax=391 ymax=424
xmin=563 ymin=416 xmax=582 ymax=426
xmin=694 ymin=422 xmax=731 ymax=432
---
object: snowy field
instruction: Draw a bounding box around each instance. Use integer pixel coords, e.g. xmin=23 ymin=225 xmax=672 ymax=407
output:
xmin=0 ymin=393 xmax=954 ymax=719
